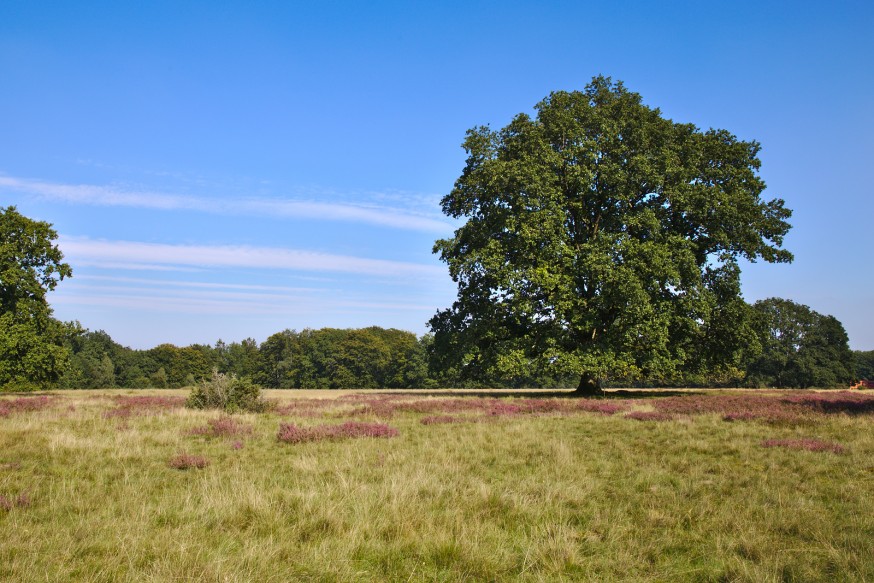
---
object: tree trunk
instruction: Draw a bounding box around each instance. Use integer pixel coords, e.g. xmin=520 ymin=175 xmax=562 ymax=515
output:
xmin=575 ymin=372 xmax=604 ymax=396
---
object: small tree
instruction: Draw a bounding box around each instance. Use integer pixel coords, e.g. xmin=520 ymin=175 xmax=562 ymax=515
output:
xmin=186 ymin=369 xmax=268 ymax=413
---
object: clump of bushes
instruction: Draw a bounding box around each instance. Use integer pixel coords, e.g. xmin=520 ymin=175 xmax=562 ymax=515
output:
xmin=186 ymin=370 xmax=268 ymax=413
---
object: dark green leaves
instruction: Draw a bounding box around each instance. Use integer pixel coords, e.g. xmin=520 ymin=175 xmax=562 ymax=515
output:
xmin=431 ymin=76 xmax=793 ymax=388
xmin=0 ymin=207 xmax=73 ymax=390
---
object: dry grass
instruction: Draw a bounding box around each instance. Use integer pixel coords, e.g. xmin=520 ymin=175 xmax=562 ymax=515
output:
xmin=0 ymin=388 xmax=872 ymax=581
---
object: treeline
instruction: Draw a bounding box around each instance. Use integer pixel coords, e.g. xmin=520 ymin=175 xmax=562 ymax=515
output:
xmin=60 ymin=325 xmax=580 ymax=390
xmin=58 ymin=298 xmax=868 ymax=391
xmin=61 ymin=327 xmax=434 ymax=390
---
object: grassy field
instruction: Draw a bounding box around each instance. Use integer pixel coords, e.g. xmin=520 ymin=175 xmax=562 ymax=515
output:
xmin=1 ymin=388 xmax=872 ymax=582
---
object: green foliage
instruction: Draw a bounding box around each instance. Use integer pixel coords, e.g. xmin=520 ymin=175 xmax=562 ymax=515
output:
xmin=0 ymin=206 xmax=73 ymax=391
xmin=0 ymin=308 xmax=70 ymax=391
xmin=214 ymin=337 xmax=260 ymax=378
xmin=147 ymin=344 xmax=212 ymax=388
xmin=747 ymin=298 xmax=855 ymax=388
xmin=61 ymin=329 xmax=121 ymax=389
xmin=256 ymin=327 xmax=429 ymax=389
xmin=186 ymin=369 xmax=268 ymax=412
xmin=0 ymin=206 xmax=72 ymax=313
xmin=855 ymin=350 xmax=874 ymax=380
xmin=55 ymin=326 xmax=434 ymax=391
xmin=430 ymin=77 xmax=792 ymax=393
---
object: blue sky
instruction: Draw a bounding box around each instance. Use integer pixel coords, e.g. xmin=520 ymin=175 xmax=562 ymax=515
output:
xmin=1 ymin=1 xmax=872 ymax=350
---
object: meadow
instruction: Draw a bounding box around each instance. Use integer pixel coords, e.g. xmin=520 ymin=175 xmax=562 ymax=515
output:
xmin=1 ymin=388 xmax=872 ymax=582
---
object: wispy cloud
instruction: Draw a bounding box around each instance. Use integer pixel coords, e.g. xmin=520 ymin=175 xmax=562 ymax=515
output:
xmin=0 ymin=174 xmax=452 ymax=233
xmin=58 ymin=236 xmax=445 ymax=279
xmin=52 ymin=274 xmax=441 ymax=318
xmin=53 ymin=290 xmax=436 ymax=315
xmin=73 ymin=274 xmax=327 ymax=293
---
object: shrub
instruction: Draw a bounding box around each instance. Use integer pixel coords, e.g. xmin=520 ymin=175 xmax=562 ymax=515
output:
xmin=186 ymin=370 xmax=268 ymax=413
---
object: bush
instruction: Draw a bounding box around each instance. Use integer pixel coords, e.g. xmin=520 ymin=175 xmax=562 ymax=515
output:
xmin=186 ymin=369 xmax=268 ymax=413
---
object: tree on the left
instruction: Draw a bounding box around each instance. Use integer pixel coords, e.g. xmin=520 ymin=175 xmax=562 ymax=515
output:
xmin=0 ymin=206 xmax=73 ymax=390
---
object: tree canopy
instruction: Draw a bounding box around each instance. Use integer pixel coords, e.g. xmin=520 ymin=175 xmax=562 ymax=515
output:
xmin=855 ymin=350 xmax=874 ymax=381
xmin=0 ymin=206 xmax=73 ymax=390
xmin=430 ymin=77 xmax=793 ymax=393
xmin=747 ymin=298 xmax=855 ymax=388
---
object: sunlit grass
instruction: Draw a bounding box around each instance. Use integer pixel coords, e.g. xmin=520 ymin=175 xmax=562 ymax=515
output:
xmin=0 ymin=389 xmax=872 ymax=581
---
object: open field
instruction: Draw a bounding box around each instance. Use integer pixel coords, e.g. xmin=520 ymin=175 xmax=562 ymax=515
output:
xmin=1 ymin=389 xmax=873 ymax=582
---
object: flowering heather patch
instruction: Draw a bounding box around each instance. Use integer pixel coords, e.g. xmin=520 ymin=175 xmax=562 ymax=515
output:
xmin=168 ymin=453 xmax=210 ymax=469
xmin=572 ymin=400 xmax=626 ymax=415
xmin=0 ymin=493 xmax=30 ymax=511
xmin=722 ymin=412 xmax=760 ymax=422
xmin=277 ymin=421 xmax=399 ymax=444
xmin=420 ymin=415 xmax=467 ymax=425
xmin=646 ymin=394 xmax=807 ymax=423
xmin=274 ymin=399 xmax=350 ymax=417
xmin=188 ymin=415 xmax=254 ymax=438
xmin=0 ymin=396 xmax=55 ymax=418
xmin=342 ymin=394 xmax=621 ymax=419
xmin=231 ymin=440 xmax=244 ymax=450
xmin=624 ymin=410 xmax=675 ymax=421
xmin=483 ymin=402 xmax=525 ymax=416
xmin=781 ymin=391 xmax=874 ymax=416
xmin=104 ymin=395 xmax=185 ymax=419
xmin=761 ymin=438 xmax=845 ymax=454
xmin=642 ymin=391 xmax=874 ymax=423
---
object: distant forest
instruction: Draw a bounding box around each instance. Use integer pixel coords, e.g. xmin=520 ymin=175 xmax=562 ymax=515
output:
xmin=61 ymin=323 xmax=871 ymax=391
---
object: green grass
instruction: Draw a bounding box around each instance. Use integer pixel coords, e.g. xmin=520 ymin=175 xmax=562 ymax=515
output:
xmin=1 ymin=389 xmax=872 ymax=582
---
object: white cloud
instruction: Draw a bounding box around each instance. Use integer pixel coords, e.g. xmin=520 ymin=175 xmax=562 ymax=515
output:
xmin=0 ymin=174 xmax=452 ymax=233
xmin=53 ymin=291 xmax=435 ymax=315
xmin=58 ymin=236 xmax=445 ymax=279
xmin=73 ymin=274 xmax=327 ymax=293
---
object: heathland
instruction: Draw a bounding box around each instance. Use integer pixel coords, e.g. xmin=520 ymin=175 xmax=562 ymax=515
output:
xmin=1 ymin=389 xmax=872 ymax=582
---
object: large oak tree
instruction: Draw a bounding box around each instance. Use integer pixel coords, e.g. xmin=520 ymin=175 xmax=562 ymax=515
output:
xmin=430 ymin=77 xmax=792 ymax=393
